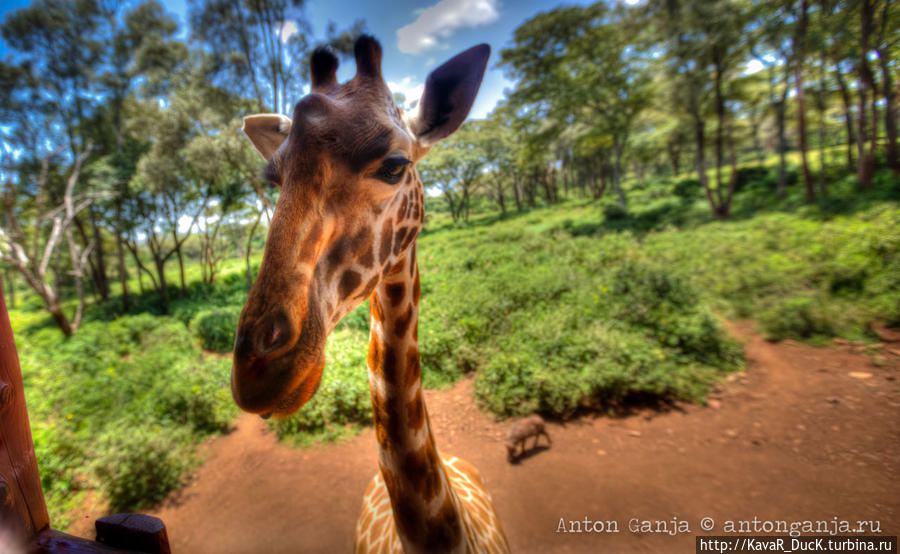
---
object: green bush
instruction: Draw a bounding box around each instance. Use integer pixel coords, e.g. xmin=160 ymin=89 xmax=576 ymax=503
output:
xmin=190 ymin=306 xmax=242 ymax=352
xmin=14 ymin=314 xmax=236 ymax=525
xmin=93 ymin=425 xmax=194 ymax=512
xmin=415 ymin=227 xmax=742 ymax=417
xmin=672 ymin=178 xmax=702 ymax=201
xmin=268 ymin=329 xmax=373 ymax=444
xmin=643 ymin=204 xmax=900 ymax=339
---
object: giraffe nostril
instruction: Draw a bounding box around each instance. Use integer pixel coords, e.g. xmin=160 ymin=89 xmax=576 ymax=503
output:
xmin=265 ymin=325 xmax=283 ymax=348
xmin=257 ymin=313 xmax=292 ymax=356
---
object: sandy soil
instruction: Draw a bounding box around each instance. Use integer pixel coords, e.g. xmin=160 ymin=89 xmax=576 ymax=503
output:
xmin=68 ymin=321 xmax=900 ymax=552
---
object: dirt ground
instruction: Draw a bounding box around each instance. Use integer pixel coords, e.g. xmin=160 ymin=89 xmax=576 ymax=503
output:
xmin=69 ymin=321 xmax=900 ymax=552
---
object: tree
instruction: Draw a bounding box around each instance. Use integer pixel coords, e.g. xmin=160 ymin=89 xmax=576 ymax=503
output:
xmin=873 ymin=0 xmax=899 ymax=175
xmin=190 ymin=0 xmax=364 ymax=113
xmin=646 ymin=0 xmax=747 ymax=217
xmin=794 ymin=0 xmax=816 ymax=201
xmin=0 ymin=147 xmax=103 ymax=336
xmin=500 ymin=3 xmax=651 ymax=210
xmin=418 ymin=124 xmax=486 ymax=223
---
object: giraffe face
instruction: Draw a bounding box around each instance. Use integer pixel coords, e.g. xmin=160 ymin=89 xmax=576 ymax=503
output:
xmin=231 ymin=36 xmax=489 ymax=417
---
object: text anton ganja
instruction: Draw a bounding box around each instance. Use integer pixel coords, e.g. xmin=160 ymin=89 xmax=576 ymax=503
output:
xmin=556 ymin=517 xmax=690 ymax=535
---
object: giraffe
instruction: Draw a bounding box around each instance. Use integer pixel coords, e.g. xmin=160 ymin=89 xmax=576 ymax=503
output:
xmin=231 ymin=35 xmax=510 ymax=553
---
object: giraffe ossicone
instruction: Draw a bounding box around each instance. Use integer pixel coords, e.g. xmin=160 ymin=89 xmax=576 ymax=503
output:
xmin=232 ymin=35 xmax=510 ymax=553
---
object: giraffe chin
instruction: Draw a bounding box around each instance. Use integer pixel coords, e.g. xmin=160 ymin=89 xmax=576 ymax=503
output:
xmin=231 ymin=348 xmax=325 ymax=418
xmin=266 ymin=359 xmax=325 ymax=419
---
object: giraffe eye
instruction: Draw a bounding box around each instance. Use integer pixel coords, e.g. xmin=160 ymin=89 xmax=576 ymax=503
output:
xmin=376 ymin=157 xmax=411 ymax=184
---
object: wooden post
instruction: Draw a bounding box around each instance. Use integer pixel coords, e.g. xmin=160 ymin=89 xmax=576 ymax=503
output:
xmin=0 ymin=282 xmax=51 ymax=551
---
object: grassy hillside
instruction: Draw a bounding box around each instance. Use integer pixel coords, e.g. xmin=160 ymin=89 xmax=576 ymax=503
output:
xmin=7 ymin=162 xmax=899 ymax=526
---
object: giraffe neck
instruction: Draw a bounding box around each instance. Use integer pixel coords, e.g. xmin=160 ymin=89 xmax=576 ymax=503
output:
xmin=366 ymin=247 xmax=467 ymax=553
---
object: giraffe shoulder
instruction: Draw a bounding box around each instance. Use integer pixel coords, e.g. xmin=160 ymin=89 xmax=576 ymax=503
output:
xmin=355 ymin=471 xmax=402 ymax=554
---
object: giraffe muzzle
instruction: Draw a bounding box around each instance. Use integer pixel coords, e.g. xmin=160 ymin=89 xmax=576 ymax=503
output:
xmin=231 ymin=304 xmax=326 ymax=416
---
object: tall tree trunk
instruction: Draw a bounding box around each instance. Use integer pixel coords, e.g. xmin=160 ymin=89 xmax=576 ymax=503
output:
xmin=174 ymin=241 xmax=187 ymax=293
xmin=878 ymin=48 xmax=899 ymax=175
xmin=714 ymin=60 xmax=726 ymax=209
xmin=114 ymin=199 xmax=129 ymax=312
xmin=857 ymin=0 xmax=877 ymax=189
xmin=613 ymin=141 xmax=627 ymax=209
xmin=154 ymin=255 xmax=169 ymax=313
xmin=720 ymin=132 xmax=739 ymax=219
xmin=834 ymin=69 xmax=856 ymax=171
xmin=795 ymin=0 xmax=815 ymax=202
xmin=89 ymin=206 xmax=109 ymax=300
xmin=693 ymin=109 xmax=716 ymax=214
xmin=748 ymin=105 xmax=764 ymax=167
xmin=667 ymin=140 xmax=681 ymax=176
xmin=598 ymin=166 xmax=608 ymax=199
xmin=817 ymin=55 xmax=828 ymax=198
xmin=511 ymin=174 xmax=523 ymax=211
xmin=47 ymin=299 xmax=73 ymax=337
xmin=73 ymin=216 xmax=103 ymax=300
xmin=125 ymin=235 xmax=158 ymax=292
xmin=462 ymin=184 xmax=471 ymax=222
xmin=776 ymin=90 xmax=789 ymax=198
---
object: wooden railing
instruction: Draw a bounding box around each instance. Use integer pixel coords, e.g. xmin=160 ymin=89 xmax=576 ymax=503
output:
xmin=0 ymin=285 xmax=171 ymax=553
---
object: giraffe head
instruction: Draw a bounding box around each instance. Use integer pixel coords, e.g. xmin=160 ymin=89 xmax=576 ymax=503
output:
xmin=231 ymin=36 xmax=489 ymax=417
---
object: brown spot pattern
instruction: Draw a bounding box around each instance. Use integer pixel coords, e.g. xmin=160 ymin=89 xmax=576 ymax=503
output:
xmin=358 ymin=275 xmax=379 ymax=300
xmin=401 ymin=446 xmax=442 ymax=504
xmin=393 ymin=304 xmax=413 ymax=338
xmin=379 ymin=218 xmax=393 ymax=264
xmin=393 ymin=227 xmax=408 ymax=255
xmin=358 ymin=246 xmax=374 ymax=268
xmin=405 ymin=346 xmax=420 ymax=387
xmin=424 ymin=497 xmax=464 ymax=551
xmin=406 ymin=388 xmax=424 ymax=430
xmin=385 ymin=282 xmax=405 ymax=307
xmin=339 ymin=269 xmax=361 ymax=298
xmin=394 ymin=494 xmax=426 ymax=543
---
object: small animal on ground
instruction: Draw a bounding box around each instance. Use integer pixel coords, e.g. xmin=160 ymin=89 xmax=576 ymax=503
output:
xmin=506 ymin=414 xmax=552 ymax=462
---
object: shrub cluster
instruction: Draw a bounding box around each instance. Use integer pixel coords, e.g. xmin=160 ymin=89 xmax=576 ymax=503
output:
xmin=417 ymin=227 xmax=743 ymax=417
xmin=13 ymin=314 xmax=235 ymax=526
xmin=190 ymin=306 xmax=242 ymax=352
xmin=643 ymin=204 xmax=899 ymax=340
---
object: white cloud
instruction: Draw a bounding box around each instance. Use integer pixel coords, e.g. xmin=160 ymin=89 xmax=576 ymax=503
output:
xmin=388 ymin=77 xmax=425 ymax=109
xmin=397 ymin=0 xmax=500 ymax=54
xmin=279 ymin=20 xmax=299 ymax=44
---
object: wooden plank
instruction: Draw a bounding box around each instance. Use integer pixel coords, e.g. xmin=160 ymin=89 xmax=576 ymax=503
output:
xmin=0 ymin=283 xmax=50 ymax=550
xmin=95 ymin=514 xmax=170 ymax=554
xmin=32 ymin=528 xmax=146 ymax=553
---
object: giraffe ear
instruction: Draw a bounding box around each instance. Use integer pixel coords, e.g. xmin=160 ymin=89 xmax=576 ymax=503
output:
xmin=406 ymin=44 xmax=490 ymax=147
xmin=242 ymin=114 xmax=292 ymax=161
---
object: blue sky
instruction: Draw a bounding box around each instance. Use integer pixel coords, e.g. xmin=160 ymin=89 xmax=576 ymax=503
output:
xmin=0 ymin=0 xmax=605 ymax=119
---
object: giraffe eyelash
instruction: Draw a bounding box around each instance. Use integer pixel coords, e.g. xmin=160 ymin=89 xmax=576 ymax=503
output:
xmin=375 ymin=156 xmax=411 ymax=184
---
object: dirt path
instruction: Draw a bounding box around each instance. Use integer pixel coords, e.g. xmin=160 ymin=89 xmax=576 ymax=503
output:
xmin=89 ymin=322 xmax=900 ymax=552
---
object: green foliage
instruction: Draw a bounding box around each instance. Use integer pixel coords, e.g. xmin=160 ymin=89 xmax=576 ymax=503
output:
xmin=14 ymin=314 xmax=236 ymax=526
xmin=416 ymin=223 xmax=742 ymax=417
xmin=643 ymin=204 xmax=900 ymax=338
xmin=190 ymin=306 xmax=242 ymax=352
xmin=268 ymin=329 xmax=372 ymax=445
xmin=93 ymin=425 xmax=194 ymax=513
